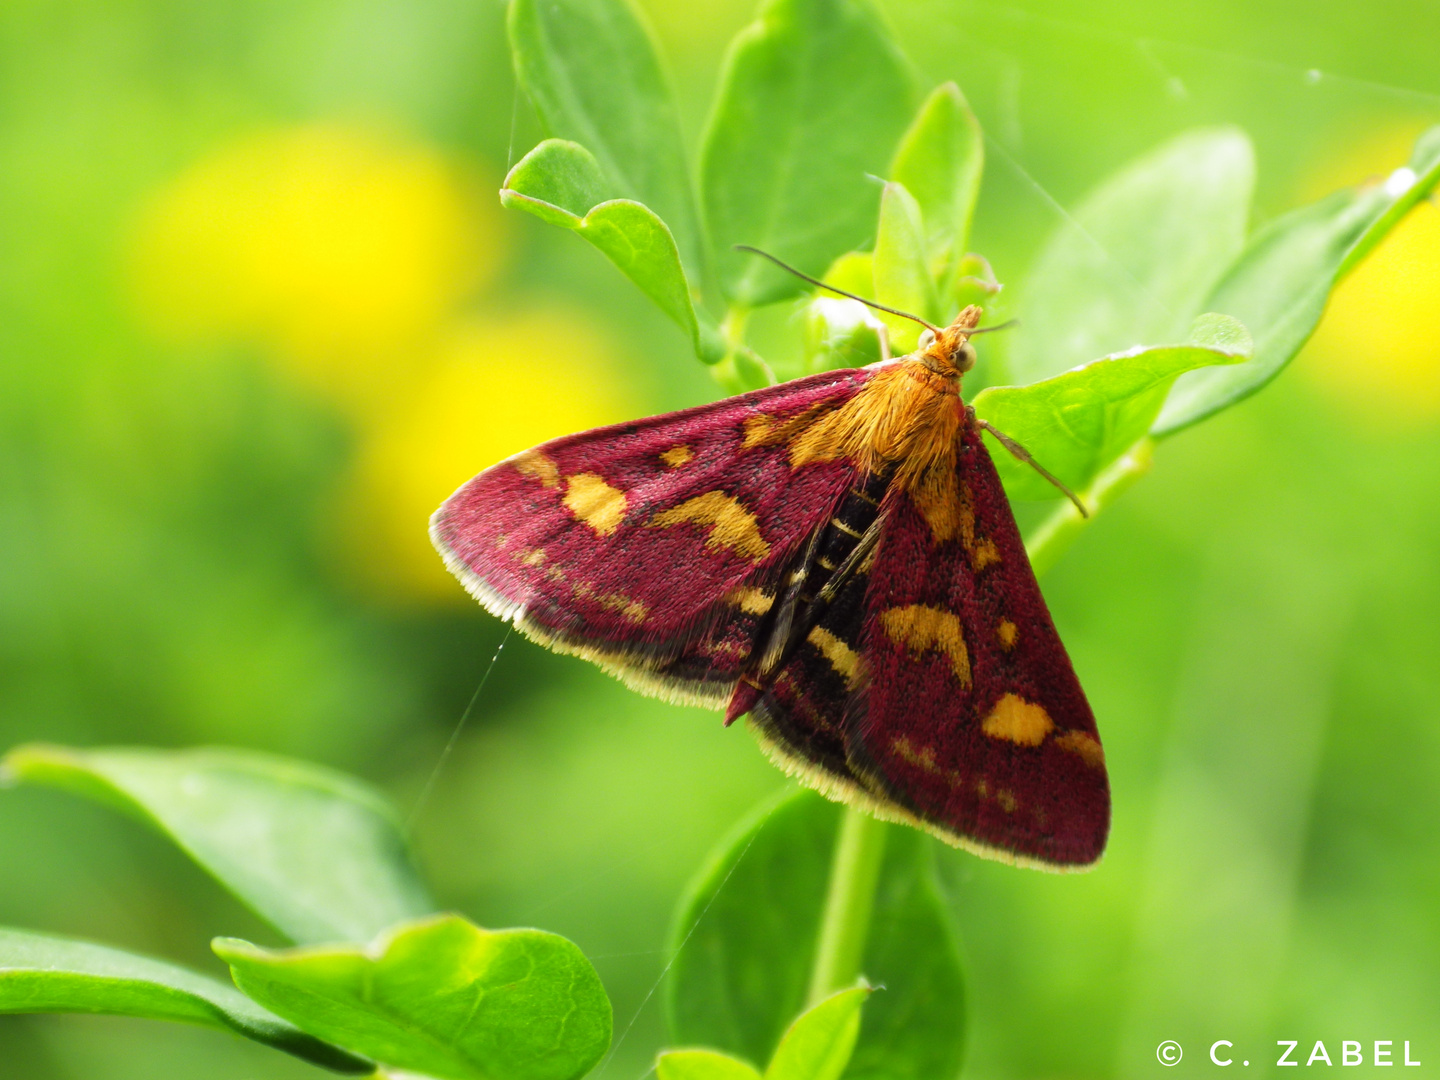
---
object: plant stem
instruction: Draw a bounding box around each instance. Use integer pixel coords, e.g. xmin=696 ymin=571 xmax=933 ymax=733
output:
xmin=712 ymin=304 xmax=780 ymax=392
xmin=806 ymin=805 xmax=888 ymax=1005
xmin=720 ymin=304 xmax=750 ymax=351
xmin=1024 ymin=437 xmax=1153 ymax=577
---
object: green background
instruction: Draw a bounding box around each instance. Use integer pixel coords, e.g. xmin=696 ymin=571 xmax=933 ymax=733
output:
xmin=2 ymin=1 xmax=1438 ymax=1078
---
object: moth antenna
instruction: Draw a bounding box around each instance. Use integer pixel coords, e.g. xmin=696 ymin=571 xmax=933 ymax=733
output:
xmin=735 ymin=245 xmax=941 ymax=333
xmin=975 ymin=418 xmax=1089 ymax=518
xmin=968 ymin=318 xmax=1020 ymax=336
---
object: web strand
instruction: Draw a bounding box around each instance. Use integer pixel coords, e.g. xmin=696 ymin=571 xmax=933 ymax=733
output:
xmin=597 ymin=829 xmax=761 ymax=1077
xmin=959 ymin=0 xmax=1440 ymax=107
xmin=981 ymin=132 xmax=1178 ymax=323
xmin=405 ymin=626 xmax=513 ymax=835
xmin=506 ymin=77 xmax=522 ymax=173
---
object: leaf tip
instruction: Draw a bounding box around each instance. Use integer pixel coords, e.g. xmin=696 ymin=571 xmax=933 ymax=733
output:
xmin=1 ymin=742 xmax=74 ymax=784
xmin=1187 ymin=312 xmax=1254 ymax=359
xmin=210 ymin=936 xmax=258 ymax=964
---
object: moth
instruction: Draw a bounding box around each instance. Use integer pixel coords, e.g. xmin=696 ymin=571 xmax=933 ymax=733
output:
xmin=431 ymin=256 xmax=1109 ymax=869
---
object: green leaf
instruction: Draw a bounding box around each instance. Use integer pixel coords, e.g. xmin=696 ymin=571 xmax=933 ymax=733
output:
xmin=734 ymin=347 xmax=780 ymax=389
xmin=702 ymin=0 xmax=916 ymax=306
xmin=872 ymin=182 xmax=939 ymax=353
xmin=659 ymin=1049 xmax=765 ymax=1080
xmin=805 ymin=297 xmax=885 ymax=373
xmin=503 ymin=140 xmax=723 ymax=363
xmin=1006 ymin=127 xmax=1255 ymax=384
xmin=503 ymin=137 xmax=620 ymax=221
xmin=4 ymin=744 xmax=432 ymax=946
xmin=0 ymin=927 xmax=370 ymax=1073
xmin=805 ymin=252 xmax=884 ymax=373
xmin=1154 ymin=124 xmax=1440 ymax=435
xmin=841 ymin=833 xmax=963 ymax=1080
xmin=508 ymin=0 xmax=704 ymax=280
xmin=666 ymin=789 xmax=965 ymax=1080
xmin=667 ymin=790 xmax=831 ymax=1064
xmin=215 ymin=914 xmax=611 ymax=1080
xmin=765 ymin=986 xmax=868 ymax=1080
xmin=888 ymin=82 xmax=983 ymax=279
xmin=973 ymin=315 xmax=1251 ymax=501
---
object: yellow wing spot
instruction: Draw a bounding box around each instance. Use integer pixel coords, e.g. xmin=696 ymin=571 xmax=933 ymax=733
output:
xmin=1054 ymin=730 xmax=1106 ymax=769
xmin=906 ymin=474 xmax=1001 ymax=558
xmin=910 ymin=477 xmax=992 ymax=558
xmin=702 ymin=640 xmax=746 ymax=662
xmin=908 ymin=461 xmax=964 ymax=544
xmin=535 ymin=561 xmax=645 ymax=623
xmin=807 ymin=626 xmax=865 ymax=690
xmin=972 ymin=538 xmax=1001 ymax=570
xmin=996 ymin=619 xmax=1018 ymax=649
xmin=660 ymin=444 xmax=694 ymax=468
xmin=741 ymin=413 xmax=778 ymax=448
xmin=562 ymin=473 xmax=627 ymax=536
xmin=520 ymin=548 xmax=546 ymax=567
xmin=892 ymin=736 xmax=940 ymax=773
xmin=512 ymin=449 xmax=559 ymax=488
xmin=648 ymin=491 xmax=771 ymax=561
xmin=972 ymin=777 xmax=1019 ymax=812
xmin=741 ymin=403 xmax=831 ymax=450
xmin=603 ymin=593 xmax=649 ymax=624
xmin=881 ymin=604 xmax=971 ymax=687
xmin=981 ymin=693 xmax=1054 ymax=746
xmin=726 ymin=585 xmax=774 ymax=615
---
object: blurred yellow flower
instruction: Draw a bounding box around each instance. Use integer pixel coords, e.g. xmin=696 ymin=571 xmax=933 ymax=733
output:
xmin=128 ymin=122 xmax=654 ymax=603
xmin=1304 ymin=199 xmax=1440 ymax=423
xmin=1297 ymin=122 xmax=1440 ymax=424
xmin=130 ymin=124 xmax=500 ymax=414
xmin=334 ymin=311 xmax=641 ymax=602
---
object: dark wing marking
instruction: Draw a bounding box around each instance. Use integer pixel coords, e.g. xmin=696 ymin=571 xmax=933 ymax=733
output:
xmin=746 ymin=532 xmax=878 ymax=796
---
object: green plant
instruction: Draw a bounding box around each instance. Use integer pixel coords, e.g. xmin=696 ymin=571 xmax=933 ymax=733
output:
xmin=3 ymin=0 xmax=1437 ymax=1076
xmin=0 ymin=745 xmax=611 ymax=1080
xmin=499 ymin=0 xmax=1440 ymax=1074
xmin=0 ymin=748 xmax=879 ymax=1080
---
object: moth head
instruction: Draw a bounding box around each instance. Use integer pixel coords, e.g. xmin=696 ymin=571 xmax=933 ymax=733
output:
xmin=918 ymin=305 xmax=983 ymax=377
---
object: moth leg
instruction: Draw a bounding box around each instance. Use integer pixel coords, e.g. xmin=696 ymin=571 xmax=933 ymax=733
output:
xmin=974 ymin=416 xmax=1089 ymax=518
xmin=757 ymin=526 xmax=825 ymax=678
xmin=812 ymin=513 xmax=883 ymax=609
xmin=753 ymin=470 xmax=890 ymax=683
xmin=756 ymin=495 xmax=887 ymax=684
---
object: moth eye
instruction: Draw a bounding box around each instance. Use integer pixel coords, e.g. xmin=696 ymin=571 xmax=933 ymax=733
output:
xmin=958 ymin=343 xmax=978 ymax=372
xmin=917 ymin=328 xmax=936 ymax=350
